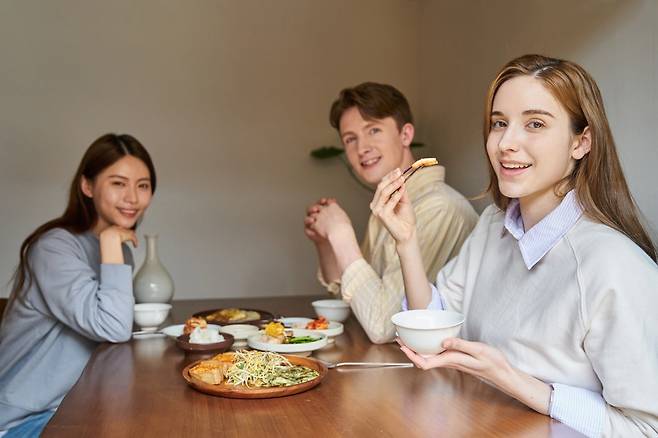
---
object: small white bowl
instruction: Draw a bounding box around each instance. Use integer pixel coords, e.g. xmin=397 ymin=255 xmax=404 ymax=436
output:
xmin=219 ymin=324 xmax=260 ymax=348
xmin=311 ymin=299 xmax=351 ymax=322
xmin=133 ymin=303 xmax=172 ymax=331
xmin=391 ymin=309 xmax=464 ymax=355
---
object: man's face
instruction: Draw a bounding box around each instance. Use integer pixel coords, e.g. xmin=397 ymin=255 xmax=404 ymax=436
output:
xmin=339 ymin=106 xmax=412 ymax=185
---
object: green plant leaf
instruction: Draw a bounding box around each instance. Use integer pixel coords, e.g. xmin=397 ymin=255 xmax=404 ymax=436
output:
xmin=310 ymin=146 xmax=344 ymax=159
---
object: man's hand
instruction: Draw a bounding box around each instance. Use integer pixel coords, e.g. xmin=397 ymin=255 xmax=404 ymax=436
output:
xmin=304 ymin=197 xmax=336 ymax=243
xmin=311 ymin=201 xmax=353 ymax=241
xmin=305 ymin=198 xmax=362 ymax=273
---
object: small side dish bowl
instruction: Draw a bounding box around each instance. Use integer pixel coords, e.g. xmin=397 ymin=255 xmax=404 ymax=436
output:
xmin=219 ymin=324 xmax=260 ymax=348
xmin=133 ymin=303 xmax=172 ymax=331
xmin=176 ymin=333 xmax=234 ymax=354
xmin=391 ymin=309 xmax=464 ymax=355
xmin=311 ymin=299 xmax=351 ymax=322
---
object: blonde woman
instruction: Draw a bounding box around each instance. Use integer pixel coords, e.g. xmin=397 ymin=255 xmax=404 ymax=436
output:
xmin=372 ymin=55 xmax=657 ymax=437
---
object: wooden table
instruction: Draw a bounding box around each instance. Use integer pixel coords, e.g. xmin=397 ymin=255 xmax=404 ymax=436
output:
xmin=43 ymin=296 xmax=583 ymax=437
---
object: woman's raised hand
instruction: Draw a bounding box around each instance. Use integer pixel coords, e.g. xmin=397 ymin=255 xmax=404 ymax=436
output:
xmin=101 ymin=226 xmax=138 ymax=247
xmin=370 ymin=168 xmax=417 ymax=245
xmin=99 ymin=226 xmax=138 ymax=264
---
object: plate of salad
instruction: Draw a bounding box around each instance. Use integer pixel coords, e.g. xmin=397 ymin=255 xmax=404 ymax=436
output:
xmin=182 ymin=351 xmax=327 ymax=399
xmin=247 ymin=322 xmax=328 ymax=354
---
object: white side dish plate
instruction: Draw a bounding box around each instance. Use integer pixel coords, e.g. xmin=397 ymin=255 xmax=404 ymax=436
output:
xmin=247 ymin=329 xmax=328 ymax=353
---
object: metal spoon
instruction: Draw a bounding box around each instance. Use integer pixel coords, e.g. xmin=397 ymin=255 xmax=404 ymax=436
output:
xmin=132 ymin=329 xmax=165 ymax=336
xmin=318 ymin=359 xmax=414 ymax=369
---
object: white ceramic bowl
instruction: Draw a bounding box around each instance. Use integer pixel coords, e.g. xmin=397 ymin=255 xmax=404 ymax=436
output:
xmin=391 ymin=309 xmax=464 ymax=355
xmin=219 ymin=324 xmax=260 ymax=348
xmin=311 ymin=299 xmax=351 ymax=322
xmin=133 ymin=303 xmax=172 ymax=331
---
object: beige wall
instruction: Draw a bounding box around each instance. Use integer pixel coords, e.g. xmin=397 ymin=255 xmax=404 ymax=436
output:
xmin=417 ymin=0 xmax=658 ymax=241
xmin=0 ymin=0 xmax=420 ymax=298
xmin=2 ymin=0 xmax=656 ymax=299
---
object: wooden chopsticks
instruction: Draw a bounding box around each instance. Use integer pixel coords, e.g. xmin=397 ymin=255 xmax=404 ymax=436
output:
xmin=400 ymin=158 xmax=438 ymax=183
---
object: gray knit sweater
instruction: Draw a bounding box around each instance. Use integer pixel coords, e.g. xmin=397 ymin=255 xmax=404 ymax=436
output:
xmin=0 ymin=228 xmax=134 ymax=430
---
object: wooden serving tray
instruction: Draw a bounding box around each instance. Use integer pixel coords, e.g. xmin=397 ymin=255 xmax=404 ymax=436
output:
xmin=182 ymin=354 xmax=328 ymax=399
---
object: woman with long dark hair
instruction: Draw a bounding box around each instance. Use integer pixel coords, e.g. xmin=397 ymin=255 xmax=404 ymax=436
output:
xmin=371 ymin=55 xmax=657 ymax=437
xmin=0 ymin=133 xmax=156 ymax=437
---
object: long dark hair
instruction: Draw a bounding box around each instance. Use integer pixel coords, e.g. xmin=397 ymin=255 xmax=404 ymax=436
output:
xmin=483 ymin=54 xmax=656 ymax=261
xmin=10 ymin=133 xmax=157 ymax=297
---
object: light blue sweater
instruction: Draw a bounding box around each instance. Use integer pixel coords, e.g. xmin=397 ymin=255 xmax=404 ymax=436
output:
xmin=0 ymin=228 xmax=134 ymax=430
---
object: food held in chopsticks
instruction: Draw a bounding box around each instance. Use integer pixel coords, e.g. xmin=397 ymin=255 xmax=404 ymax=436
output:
xmin=224 ymin=351 xmax=320 ymax=388
xmin=397 ymin=157 xmax=439 ymax=187
xmin=262 ymin=322 xmax=320 ymax=344
xmin=410 ymin=157 xmax=438 ymax=169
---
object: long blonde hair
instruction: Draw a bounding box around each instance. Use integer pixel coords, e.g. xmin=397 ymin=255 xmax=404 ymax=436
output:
xmin=483 ymin=54 xmax=656 ymax=261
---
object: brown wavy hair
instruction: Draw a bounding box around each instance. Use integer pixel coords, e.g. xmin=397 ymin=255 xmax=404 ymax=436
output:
xmin=10 ymin=133 xmax=157 ymax=297
xmin=484 ymin=54 xmax=656 ymax=261
xmin=329 ymin=82 xmax=413 ymax=132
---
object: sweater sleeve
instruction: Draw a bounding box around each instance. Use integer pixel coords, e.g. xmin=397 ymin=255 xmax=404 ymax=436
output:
xmin=316 ymin=267 xmax=341 ymax=296
xmin=401 ymin=282 xmax=445 ymax=311
xmin=432 ymin=208 xmax=494 ymax=313
xmin=402 ymin=206 xmax=493 ymax=314
xmin=576 ymin=234 xmax=658 ymax=437
xmin=29 ymin=231 xmax=135 ymax=343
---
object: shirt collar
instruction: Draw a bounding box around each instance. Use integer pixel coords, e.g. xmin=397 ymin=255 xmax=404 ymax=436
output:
xmin=504 ymin=190 xmax=583 ymax=269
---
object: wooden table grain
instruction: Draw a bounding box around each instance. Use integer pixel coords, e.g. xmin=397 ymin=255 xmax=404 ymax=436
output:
xmin=42 ymin=296 xmax=583 ymax=437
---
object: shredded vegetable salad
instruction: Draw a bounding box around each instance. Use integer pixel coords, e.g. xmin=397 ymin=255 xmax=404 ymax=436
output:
xmin=225 ymin=350 xmax=319 ymax=388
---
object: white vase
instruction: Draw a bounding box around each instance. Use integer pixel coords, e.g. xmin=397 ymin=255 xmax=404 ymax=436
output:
xmin=133 ymin=234 xmax=175 ymax=303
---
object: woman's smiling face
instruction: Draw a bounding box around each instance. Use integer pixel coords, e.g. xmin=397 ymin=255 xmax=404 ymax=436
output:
xmin=82 ymin=155 xmax=153 ymax=234
xmin=486 ymin=75 xmax=587 ymax=216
